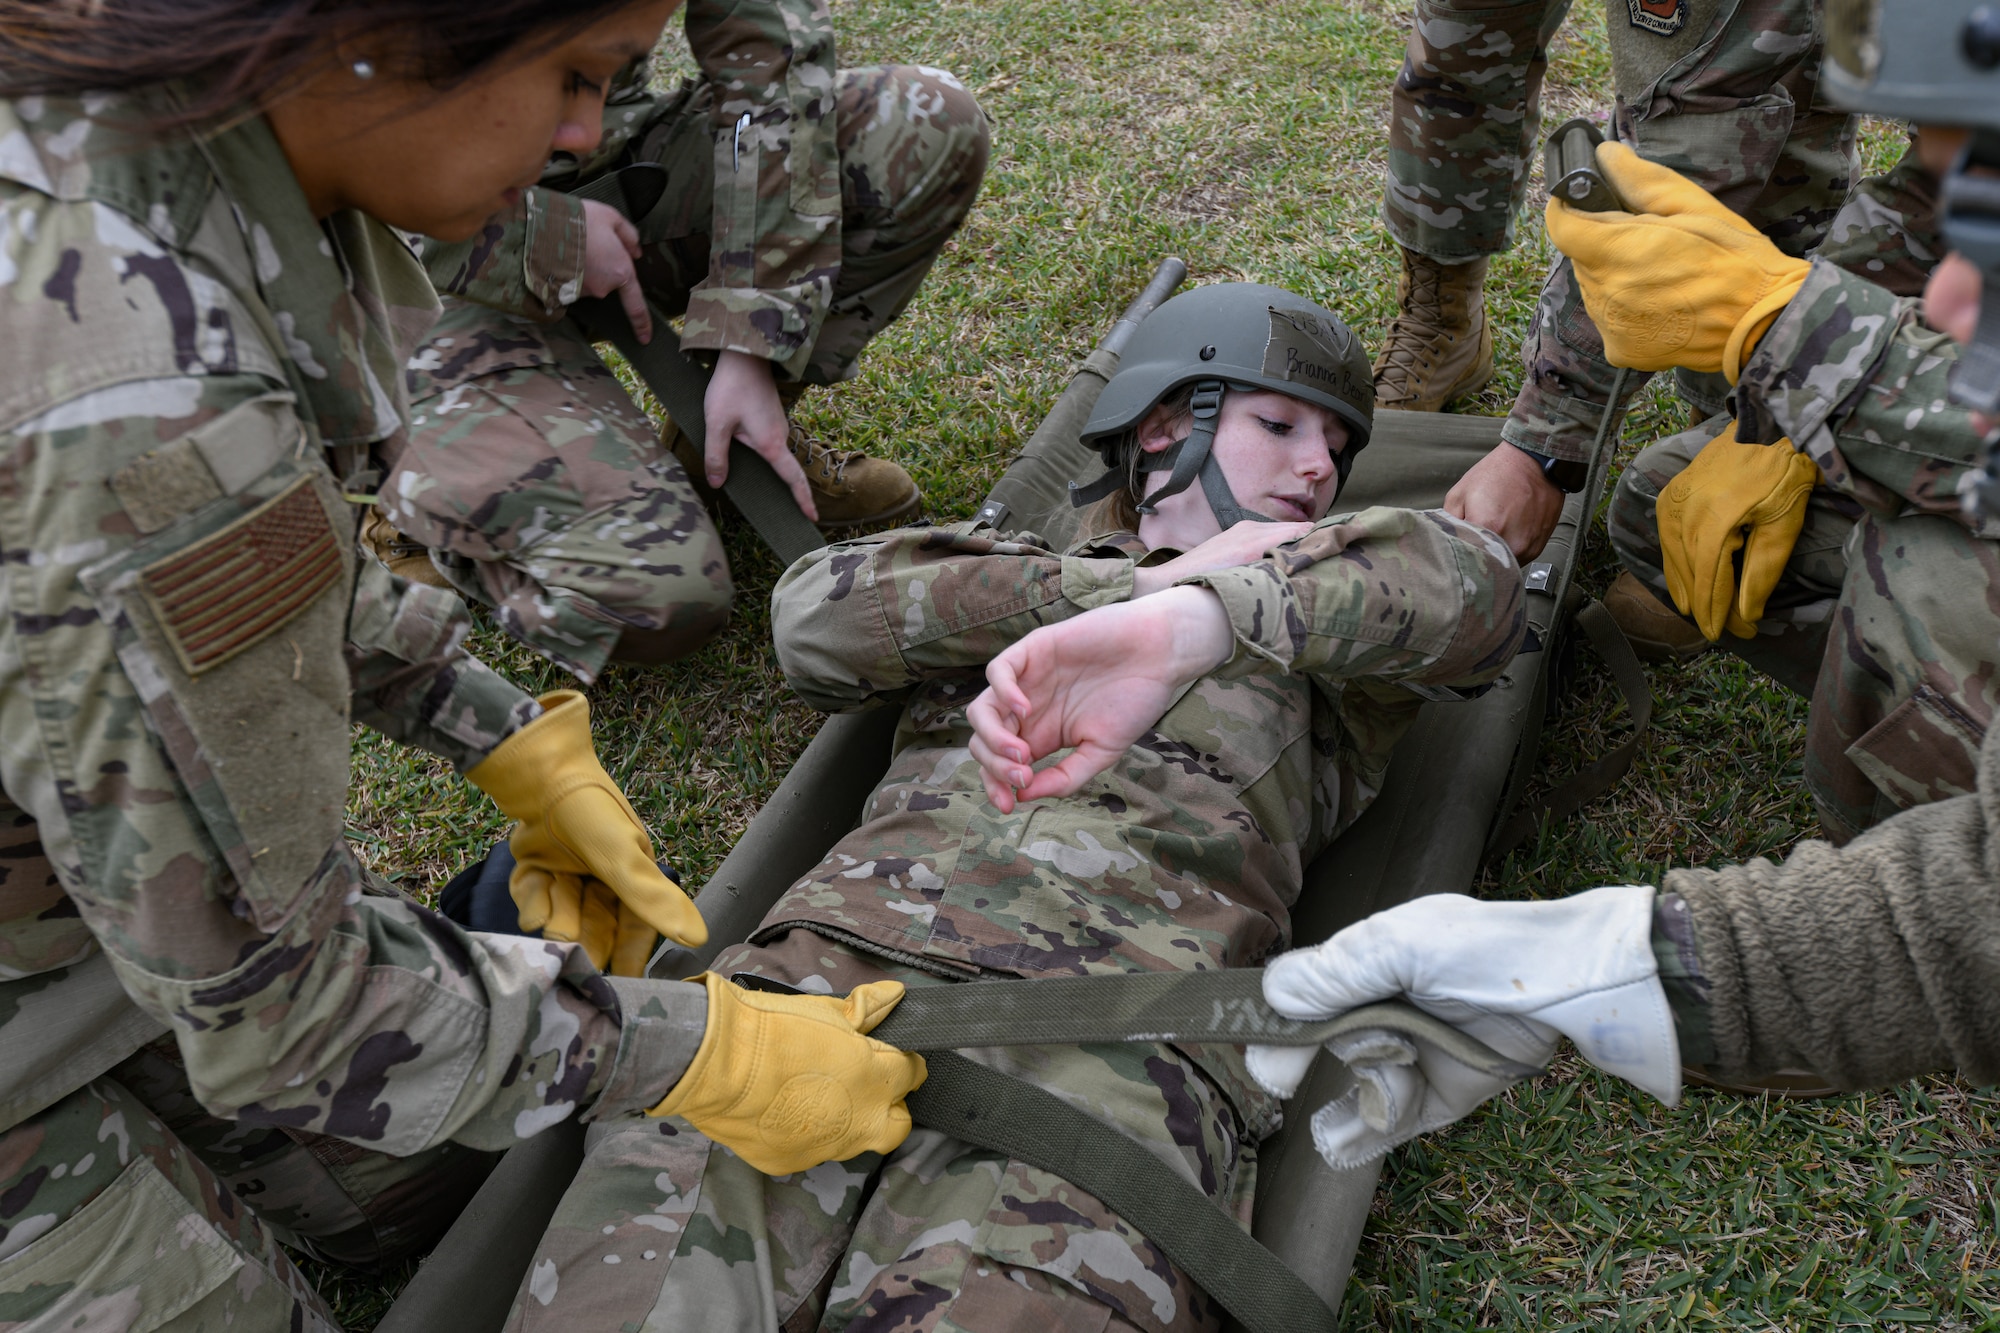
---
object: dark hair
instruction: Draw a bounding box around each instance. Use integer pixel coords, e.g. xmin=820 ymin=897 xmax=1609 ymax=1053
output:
xmin=1077 ymin=383 xmax=1197 ymax=536
xmin=0 ymin=0 xmax=647 ymax=125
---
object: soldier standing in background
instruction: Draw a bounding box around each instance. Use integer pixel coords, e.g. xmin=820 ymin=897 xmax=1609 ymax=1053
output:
xmin=1409 ymin=0 xmax=1968 ymax=843
xmin=1238 ymin=0 xmax=2000 ymax=1172
xmin=1383 ymin=0 xmax=1935 ymax=487
xmin=1377 ymin=0 xmax=1933 ymax=423
xmin=368 ymin=3 xmax=991 ymax=682
xmin=0 ymin=3 xmax=922 ymax=1324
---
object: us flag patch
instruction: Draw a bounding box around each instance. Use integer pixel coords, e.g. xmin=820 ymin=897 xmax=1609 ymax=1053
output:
xmin=141 ymin=478 xmax=343 ymax=676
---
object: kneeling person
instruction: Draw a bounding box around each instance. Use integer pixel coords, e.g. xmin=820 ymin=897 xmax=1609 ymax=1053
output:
xmin=508 ymin=284 xmax=1524 ymax=1330
xmin=378 ymin=7 xmax=990 ymax=681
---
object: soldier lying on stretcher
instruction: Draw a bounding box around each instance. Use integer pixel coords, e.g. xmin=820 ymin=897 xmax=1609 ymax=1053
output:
xmin=504 ymin=282 xmax=1525 ymax=1331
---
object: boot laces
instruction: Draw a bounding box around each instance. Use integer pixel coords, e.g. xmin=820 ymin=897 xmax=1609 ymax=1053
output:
xmin=1374 ymin=255 xmax=1483 ymax=399
xmin=790 ymin=422 xmax=855 ymax=487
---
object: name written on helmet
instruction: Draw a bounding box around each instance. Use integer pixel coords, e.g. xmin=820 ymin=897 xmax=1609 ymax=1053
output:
xmin=1262 ymin=307 xmax=1362 ymax=402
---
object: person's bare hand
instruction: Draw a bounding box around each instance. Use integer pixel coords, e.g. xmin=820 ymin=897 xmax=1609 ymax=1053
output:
xmin=1130 ymin=519 xmax=1314 ymax=597
xmin=579 ymin=199 xmax=649 ymax=343
xmin=967 ymin=587 xmax=1234 ymax=812
xmin=702 ymin=350 xmax=816 ymax=520
xmin=1444 ymin=443 xmax=1565 ymax=562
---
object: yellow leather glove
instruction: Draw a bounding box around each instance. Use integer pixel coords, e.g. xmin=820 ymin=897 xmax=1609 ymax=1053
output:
xmin=466 ymin=691 xmax=706 ymax=975
xmin=1544 ymin=142 xmax=1811 ymax=382
xmin=1658 ymin=421 xmax=1820 ymax=642
xmin=650 ymin=973 xmax=927 ymax=1175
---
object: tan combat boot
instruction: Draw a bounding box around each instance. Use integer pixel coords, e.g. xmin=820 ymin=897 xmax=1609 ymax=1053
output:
xmin=1604 ymin=570 xmax=1710 ymax=662
xmin=1372 ymin=249 xmax=1495 ymax=413
xmin=359 ymin=506 xmax=453 ymax=590
xmin=788 ymin=423 xmax=922 ymax=531
xmin=776 ymin=385 xmax=922 ymax=531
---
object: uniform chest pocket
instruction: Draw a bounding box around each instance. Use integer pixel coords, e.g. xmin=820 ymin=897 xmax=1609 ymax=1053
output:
xmin=78 ymin=398 xmax=357 ymax=932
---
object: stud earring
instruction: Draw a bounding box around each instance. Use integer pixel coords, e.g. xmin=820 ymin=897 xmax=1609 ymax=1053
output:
xmin=352 ymin=59 xmax=375 ymax=80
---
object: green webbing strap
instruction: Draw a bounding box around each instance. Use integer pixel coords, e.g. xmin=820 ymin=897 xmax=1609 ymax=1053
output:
xmin=1482 ymin=367 xmax=1653 ymax=859
xmin=910 ymin=1051 xmax=1339 ymax=1333
xmin=569 ymin=299 xmax=824 ymax=567
xmin=1484 ymin=597 xmax=1655 ymax=858
xmin=864 ymin=971 xmax=1536 ymax=1333
xmin=868 ymin=968 xmax=1535 ymax=1080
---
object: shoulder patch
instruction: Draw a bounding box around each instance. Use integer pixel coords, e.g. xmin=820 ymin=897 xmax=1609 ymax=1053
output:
xmin=1627 ymin=0 xmax=1687 ymax=35
xmin=140 ymin=477 xmax=343 ymax=676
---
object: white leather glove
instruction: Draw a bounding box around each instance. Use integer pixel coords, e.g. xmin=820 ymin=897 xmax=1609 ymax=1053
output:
xmin=1246 ymin=885 xmax=1680 ymax=1169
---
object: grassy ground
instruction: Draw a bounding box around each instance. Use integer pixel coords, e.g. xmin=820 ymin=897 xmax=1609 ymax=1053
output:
xmin=329 ymin=1 xmax=2000 ymax=1326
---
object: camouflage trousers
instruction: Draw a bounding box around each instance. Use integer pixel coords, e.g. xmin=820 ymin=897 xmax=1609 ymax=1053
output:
xmin=1493 ymin=0 xmax=1942 ymax=460
xmin=390 ymin=65 xmax=988 ymax=682
xmin=503 ymin=930 xmax=1247 ymax=1333
xmin=1387 ymin=0 xmax=1862 ymax=264
xmin=1384 ymin=0 xmax=1576 ymax=262
xmin=1609 ymin=421 xmax=2000 ymax=842
xmin=0 ymin=1038 xmax=499 ymax=1331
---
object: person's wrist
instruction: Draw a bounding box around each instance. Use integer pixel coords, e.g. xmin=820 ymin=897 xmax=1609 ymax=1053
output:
xmin=715 ymin=348 xmax=777 ymax=384
xmin=1131 ymin=564 xmax=1170 ymax=598
xmin=1505 ymin=441 xmax=1587 ymax=494
xmin=1161 ymin=585 xmax=1233 ymax=678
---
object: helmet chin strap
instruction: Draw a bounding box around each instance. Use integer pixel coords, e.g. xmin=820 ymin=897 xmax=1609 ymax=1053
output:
xmin=1070 ymin=378 xmax=1356 ymax=527
xmin=1131 ymin=382 xmax=1272 ymax=528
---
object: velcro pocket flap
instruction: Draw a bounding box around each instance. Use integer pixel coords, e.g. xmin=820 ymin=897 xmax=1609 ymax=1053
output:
xmin=1846 ymin=684 xmax=1986 ymax=811
xmin=0 ymin=1154 xmax=244 ymax=1332
xmin=108 ymin=393 xmax=301 ymax=534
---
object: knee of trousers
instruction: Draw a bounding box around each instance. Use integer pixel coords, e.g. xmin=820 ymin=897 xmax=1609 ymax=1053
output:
xmin=850 ymin=66 xmax=991 ymax=228
xmin=527 ymin=490 xmax=737 ymax=631
xmin=1606 ymin=458 xmax=1677 ymax=588
xmin=1805 ymin=518 xmax=1999 ymax=834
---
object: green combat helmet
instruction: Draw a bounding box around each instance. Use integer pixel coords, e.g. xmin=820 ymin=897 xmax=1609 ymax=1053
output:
xmin=1069 ymin=283 xmax=1373 ymax=528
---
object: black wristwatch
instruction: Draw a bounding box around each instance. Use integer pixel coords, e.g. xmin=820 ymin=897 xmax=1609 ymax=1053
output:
xmin=1508 ymin=441 xmax=1590 ymax=493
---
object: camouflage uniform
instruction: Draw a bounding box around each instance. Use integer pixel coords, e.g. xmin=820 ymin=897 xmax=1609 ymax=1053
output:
xmin=0 ymin=95 xmax=711 ymax=1324
xmin=392 ymin=4 xmax=990 ymax=682
xmin=503 ymin=510 xmax=1526 ymax=1329
xmin=1504 ymin=0 xmax=1941 ymax=459
xmin=1384 ymin=0 xmax=1576 ymax=264
xmin=1607 ymin=260 xmax=2000 ymax=840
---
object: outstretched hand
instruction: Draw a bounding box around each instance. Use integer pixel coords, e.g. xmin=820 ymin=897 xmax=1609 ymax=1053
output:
xmin=967 ymin=586 xmax=1234 ymax=812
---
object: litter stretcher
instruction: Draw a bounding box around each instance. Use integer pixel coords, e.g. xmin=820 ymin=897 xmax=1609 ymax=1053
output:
xmin=378 ymin=257 xmax=1647 ymax=1333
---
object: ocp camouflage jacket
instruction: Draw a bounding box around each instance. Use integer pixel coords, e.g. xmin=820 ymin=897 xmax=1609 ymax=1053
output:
xmin=0 ymin=93 xmax=703 ymax=1142
xmin=758 ymin=510 xmax=1525 ymax=1137
xmin=1735 ymin=258 xmax=1999 ymax=537
xmin=424 ymin=0 xmax=843 ymax=372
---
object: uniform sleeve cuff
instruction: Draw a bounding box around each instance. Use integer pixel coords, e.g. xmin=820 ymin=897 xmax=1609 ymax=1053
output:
xmin=1733 ymin=260 xmax=1902 ymax=447
xmin=523 ymin=187 xmax=589 ymax=312
xmin=590 ymin=976 xmax=711 ymax=1119
xmin=1060 ymin=554 xmax=1135 ymax=608
xmin=1176 ymin=563 xmax=1300 ymax=675
xmin=681 ymin=288 xmax=823 ymax=381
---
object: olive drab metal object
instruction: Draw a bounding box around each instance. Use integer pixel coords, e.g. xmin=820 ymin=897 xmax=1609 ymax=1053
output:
xmin=376 ymin=266 xmax=1634 ymax=1333
xmin=1824 ymin=0 xmax=2000 ymax=508
xmin=1543 ymin=118 xmax=1626 ymax=214
xmin=1069 ymin=283 xmax=1374 ymax=528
